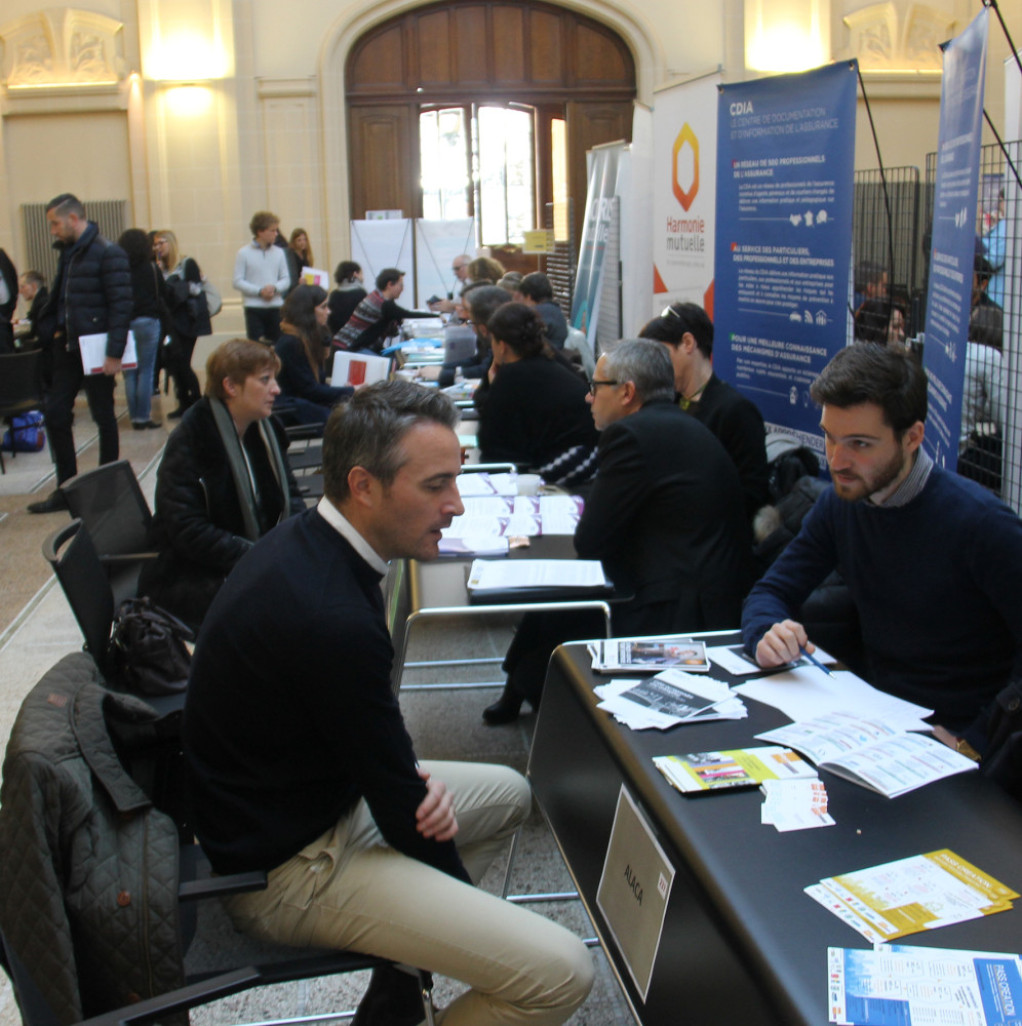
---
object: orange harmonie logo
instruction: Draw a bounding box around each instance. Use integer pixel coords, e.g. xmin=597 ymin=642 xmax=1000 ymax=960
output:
xmin=672 ymin=123 xmax=699 ymax=211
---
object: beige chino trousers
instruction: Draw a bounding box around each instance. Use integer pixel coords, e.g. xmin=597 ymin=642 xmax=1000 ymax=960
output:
xmin=224 ymin=761 xmax=594 ymax=1025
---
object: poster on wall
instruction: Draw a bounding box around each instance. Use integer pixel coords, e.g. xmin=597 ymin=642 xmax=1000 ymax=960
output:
xmin=922 ymin=8 xmax=989 ymax=470
xmin=713 ymin=62 xmax=858 ymax=452
xmin=572 ymin=142 xmax=622 ymax=356
xmin=350 ymin=219 xmax=416 ymax=299
xmin=414 ymin=218 xmax=476 ymax=308
xmin=651 ymin=71 xmax=720 ymax=321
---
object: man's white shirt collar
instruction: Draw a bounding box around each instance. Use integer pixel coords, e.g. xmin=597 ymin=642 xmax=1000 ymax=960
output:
xmin=316 ymin=497 xmax=389 ymax=575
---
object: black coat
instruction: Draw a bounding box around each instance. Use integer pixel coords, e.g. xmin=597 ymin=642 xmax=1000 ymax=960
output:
xmin=140 ymin=398 xmax=305 ymax=629
xmin=41 ymin=222 xmax=132 ymax=357
xmin=574 ymin=399 xmax=755 ymax=634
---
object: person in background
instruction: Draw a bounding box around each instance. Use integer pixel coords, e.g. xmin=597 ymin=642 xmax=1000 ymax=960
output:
xmin=958 ymin=303 xmax=1005 ymax=493
xmin=0 ymin=248 xmax=17 ymax=354
xmin=467 ymin=256 xmax=504 ymax=284
xmin=327 ymin=261 xmax=367 ymax=335
xmin=28 ymin=193 xmax=131 ymax=514
xmin=140 ymin=339 xmax=305 ymax=630
xmin=332 ymin=267 xmax=434 ymax=354
xmin=497 ymin=271 xmax=522 ymax=294
xmin=233 ymin=211 xmax=290 ymax=343
xmin=514 ymin=271 xmax=568 ymax=348
xmin=984 ymin=191 xmax=1006 ymax=310
xmin=155 ymin=230 xmax=209 ymax=420
xmin=274 ymin=284 xmax=353 ymax=426
xmin=429 ymin=253 xmax=472 ymax=315
xmin=853 ymin=298 xmax=906 ymax=347
xmin=475 ymin=301 xmax=597 ymax=487
xmin=639 ymin=302 xmax=769 ymax=522
xmin=117 ymin=229 xmax=163 ymax=430
xmin=484 ymin=340 xmax=754 ymax=725
xmin=285 ymin=227 xmax=314 ymax=293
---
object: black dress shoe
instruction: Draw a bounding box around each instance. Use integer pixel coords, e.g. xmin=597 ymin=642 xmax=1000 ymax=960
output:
xmin=167 ymin=407 xmax=186 ymax=420
xmin=350 ymin=965 xmax=428 ymax=1026
xmin=27 ymin=490 xmax=69 ymax=515
xmin=482 ymin=685 xmax=525 ymax=725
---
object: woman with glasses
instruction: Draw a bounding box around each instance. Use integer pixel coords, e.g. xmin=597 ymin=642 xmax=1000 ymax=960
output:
xmin=475 ymin=302 xmax=597 ymax=487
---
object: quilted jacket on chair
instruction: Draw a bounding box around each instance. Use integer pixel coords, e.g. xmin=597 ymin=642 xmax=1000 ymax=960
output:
xmin=0 ymin=652 xmax=183 ymax=1025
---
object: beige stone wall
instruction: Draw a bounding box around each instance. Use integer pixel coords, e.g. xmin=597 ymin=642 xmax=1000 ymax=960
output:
xmin=0 ymin=0 xmax=1019 ymax=310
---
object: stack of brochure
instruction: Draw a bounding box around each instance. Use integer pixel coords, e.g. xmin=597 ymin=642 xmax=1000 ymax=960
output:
xmin=653 ymin=746 xmax=816 ymax=794
xmin=828 ymin=945 xmax=1022 ymax=1026
xmin=595 ymin=669 xmax=745 ymax=729
xmin=589 ymin=636 xmax=710 ymax=673
xmin=756 ymin=711 xmax=977 ymax=797
xmin=807 ymin=850 xmax=1018 ymax=944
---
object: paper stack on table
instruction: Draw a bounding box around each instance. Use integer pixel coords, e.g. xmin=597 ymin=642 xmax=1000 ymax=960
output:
xmin=596 ymin=669 xmax=745 ymax=729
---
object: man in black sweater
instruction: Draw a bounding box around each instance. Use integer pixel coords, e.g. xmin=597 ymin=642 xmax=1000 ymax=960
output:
xmin=184 ymin=380 xmax=593 ymax=1026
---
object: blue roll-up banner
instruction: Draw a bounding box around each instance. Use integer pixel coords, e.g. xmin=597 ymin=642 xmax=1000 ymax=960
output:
xmin=713 ymin=62 xmax=857 ymax=453
xmin=922 ymin=8 xmax=989 ymax=469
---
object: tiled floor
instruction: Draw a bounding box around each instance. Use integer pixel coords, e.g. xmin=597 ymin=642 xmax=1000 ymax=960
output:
xmin=0 ymin=401 xmax=638 ymax=1025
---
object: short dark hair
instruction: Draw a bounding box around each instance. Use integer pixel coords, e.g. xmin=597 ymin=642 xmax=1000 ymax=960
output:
xmin=810 ymin=344 xmax=927 ymax=436
xmin=487 ymin=302 xmax=547 ymax=359
xmin=601 ymin=339 xmax=675 ymax=405
xmin=46 ymin=193 xmax=85 ymax=219
xmin=249 ymin=211 xmax=279 ymax=235
xmin=205 ymin=339 xmax=281 ymax=401
xmin=969 ymin=303 xmax=1003 ymax=351
xmin=638 ymin=302 xmax=713 ymax=358
xmin=335 ymin=260 xmax=361 ymax=284
xmin=376 ymin=267 xmax=403 ymax=291
xmin=323 ymin=379 xmax=458 ymax=502
xmin=465 ymin=285 xmax=512 ymax=328
xmin=517 ymin=271 xmax=554 ymax=302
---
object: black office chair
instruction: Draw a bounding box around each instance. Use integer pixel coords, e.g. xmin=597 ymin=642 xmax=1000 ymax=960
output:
xmin=43 ymin=518 xmax=116 ymax=674
xmin=0 ymin=349 xmax=44 ymax=474
xmin=61 ymin=460 xmax=157 ymax=605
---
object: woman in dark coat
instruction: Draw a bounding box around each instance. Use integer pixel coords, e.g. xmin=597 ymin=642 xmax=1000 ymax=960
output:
xmin=475 ymin=302 xmax=598 ymax=487
xmin=140 ymin=339 xmax=305 ymax=630
xmin=274 ymin=284 xmax=353 ymax=425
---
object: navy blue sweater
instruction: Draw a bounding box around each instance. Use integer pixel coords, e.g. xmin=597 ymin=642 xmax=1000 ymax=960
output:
xmin=184 ymin=509 xmax=469 ymax=882
xmin=742 ymin=467 xmax=1022 ymax=736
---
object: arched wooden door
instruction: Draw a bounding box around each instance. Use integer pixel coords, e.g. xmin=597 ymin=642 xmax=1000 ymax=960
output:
xmin=346 ymin=0 xmax=636 ymax=252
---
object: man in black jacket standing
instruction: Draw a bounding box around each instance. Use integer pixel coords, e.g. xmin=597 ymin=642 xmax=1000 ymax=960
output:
xmin=28 ymin=194 xmax=132 ymax=514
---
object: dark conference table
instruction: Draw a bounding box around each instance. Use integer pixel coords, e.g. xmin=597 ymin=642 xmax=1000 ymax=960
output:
xmin=528 ymin=636 xmax=1022 ymax=1026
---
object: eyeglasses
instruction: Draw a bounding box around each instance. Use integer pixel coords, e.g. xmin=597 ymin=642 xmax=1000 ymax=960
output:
xmin=661 ymin=305 xmax=680 ymax=320
xmin=589 ymin=379 xmax=619 ymax=395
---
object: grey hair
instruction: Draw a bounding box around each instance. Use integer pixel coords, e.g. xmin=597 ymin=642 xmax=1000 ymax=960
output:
xmin=599 ymin=339 xmax=675 ymax=405
xmin=323 ymin=379 xmax=459 ymax=502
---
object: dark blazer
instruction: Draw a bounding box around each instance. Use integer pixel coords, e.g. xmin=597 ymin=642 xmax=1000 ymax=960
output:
xmin=689 ymin=374 xmax=769 ymax=520
xmin=574 ymin=399 xmax=755 ymax=634
xmin=140 ymin=398 xmax=305 ymax=629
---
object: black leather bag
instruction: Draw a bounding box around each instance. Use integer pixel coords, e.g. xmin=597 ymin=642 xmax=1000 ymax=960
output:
xmin=981 ymin=678 xmax=1022 ymax=801
xmin=108 ymin=598 xmax=194 ymax=697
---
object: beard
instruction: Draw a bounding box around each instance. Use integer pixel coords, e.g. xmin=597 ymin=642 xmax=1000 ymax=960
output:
xmin=830 ymin=446 xmax=908 ymax=503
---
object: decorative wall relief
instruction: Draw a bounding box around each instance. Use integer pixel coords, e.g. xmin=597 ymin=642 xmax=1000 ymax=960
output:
xmin=844 ymin=2 xmax=956 ymax=71
xmin=0 ymin=8 xmax=125 ymax=87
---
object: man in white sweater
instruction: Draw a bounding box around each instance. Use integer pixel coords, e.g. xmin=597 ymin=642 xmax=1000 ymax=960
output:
xmin=233 ymin=210 xmax=290 ymax=342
